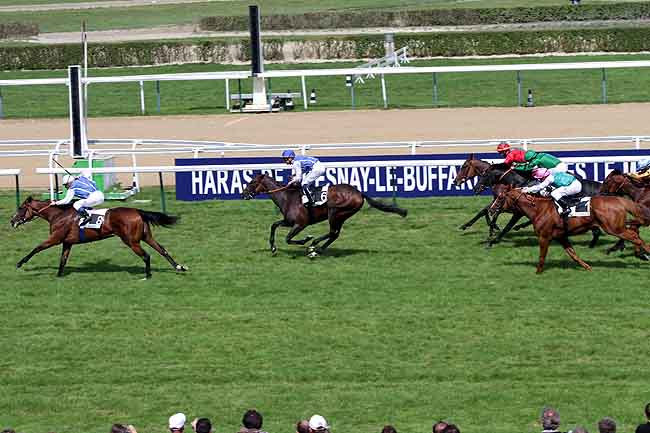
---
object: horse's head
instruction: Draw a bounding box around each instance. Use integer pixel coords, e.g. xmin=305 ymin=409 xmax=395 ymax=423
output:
xmin=454 ymin=154 xmax=487 ymax=186
xmin=11 ymin=196 xmax=42 ymax=228
xmin=490 ymin=188 xmax=532 ymax=215
xmin=601 ymin=169 xmax=629 ymax=194
xmin=242 ymin=173 xmax=281 ymax=200
xmin=472 ymin=170 xmax=493 ymax=194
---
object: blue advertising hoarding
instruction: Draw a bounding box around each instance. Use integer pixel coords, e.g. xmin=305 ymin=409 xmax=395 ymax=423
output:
xmin=175 ymin=150 xmax=649 ymax=201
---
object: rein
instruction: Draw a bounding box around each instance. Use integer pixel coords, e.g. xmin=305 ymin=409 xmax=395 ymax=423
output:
xmin=266 ymin=185 xmax=290 ymax=194
xmin=29 ymin=202 xmax=53 ymax=218
xmin=496 ymin=167 xmax=514 ymax=183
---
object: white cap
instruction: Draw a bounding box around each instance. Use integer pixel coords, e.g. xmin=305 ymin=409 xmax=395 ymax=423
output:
xmin=309 ymin=415 xmax=329 ymax=431
xmin=62 ymin=174 xmax=75 ymax=185
xmin=169 ymin=413 xmax=186 ymax=430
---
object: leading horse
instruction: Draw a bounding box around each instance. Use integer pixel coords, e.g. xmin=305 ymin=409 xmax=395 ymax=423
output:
xmin=11 ymin=197 xmax=187 ymax=278
xmin=242 ymin=174 xmax=407 ymax=256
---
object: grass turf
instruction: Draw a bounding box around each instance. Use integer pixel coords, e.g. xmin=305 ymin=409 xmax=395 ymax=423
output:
xmin=3 ymin=54 xmax=650 ymax=119
xmin=0 ymin=0 xmax=647 ymax=32
xmin=1 ymin=187 xmax=649 ymax=433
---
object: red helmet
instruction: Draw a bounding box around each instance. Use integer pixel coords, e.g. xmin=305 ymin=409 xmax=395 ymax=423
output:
xmin=496 ymin=142 xmax=511 ymax=153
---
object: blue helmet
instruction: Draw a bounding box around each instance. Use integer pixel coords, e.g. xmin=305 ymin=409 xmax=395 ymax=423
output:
xmin=282 ymin=149 xmax=295 ymax=159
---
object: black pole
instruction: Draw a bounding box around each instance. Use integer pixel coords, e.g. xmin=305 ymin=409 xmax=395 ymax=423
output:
xmin=15 ymin=174 xmax=20 ymax=210
xmin=238 ymin=79 xmax=243 ymax=112
xmin=156 ymin=80 xmax=161 ymax=113
xmin=69 ymin=65 xmax=83 ymax=157
xmin=249 ymin=5 xmax=263 ymax=76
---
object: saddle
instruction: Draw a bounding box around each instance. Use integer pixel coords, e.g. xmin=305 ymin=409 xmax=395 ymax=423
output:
xmin=79 ymin=208 xmax=108 ymax=228
xmin=303 ymin=184 xmax=329 ymax=207
xmin=556 ymin=196 xmax=591 ymax=218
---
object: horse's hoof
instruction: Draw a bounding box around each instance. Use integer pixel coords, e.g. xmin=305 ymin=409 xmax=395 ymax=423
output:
xmin=305 ymin=235 xmax=314 ymax=242
xmin=638 ymin=253 xmax=650 ymax=261
xmin=459 ymin=225 xmax=468 ymax=231
xmin=584 ymin=265 xmax=593 ymax=271
xmin=307 ymin=251 xmax=319 ymax=259
xmin=16 ymin=261 xmax=23 ymax=269
xmin=271 ymin=246 xmax=277 ymax=256
xmin=307 ymin=246 xmax=316 ymax=253
xmin=175 ymin=264 xmax=188 ymax=272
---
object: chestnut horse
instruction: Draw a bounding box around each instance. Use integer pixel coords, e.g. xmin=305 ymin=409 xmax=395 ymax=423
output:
xmin=491 ymin=189 xmax=650 ymax=273
xmin=11 ymin=197 xmax=187 ymax=278
xmin=242 ymin=174 xmax=407 ymax=256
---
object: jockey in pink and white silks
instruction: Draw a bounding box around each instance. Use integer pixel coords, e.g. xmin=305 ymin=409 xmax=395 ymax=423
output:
xmin=521 ymin=167 xmax=582 ymax=217
xmin=282 ymin=149 xmax=326 ymax=206
xmin=53 ymin=174 xmax=105 ymax=224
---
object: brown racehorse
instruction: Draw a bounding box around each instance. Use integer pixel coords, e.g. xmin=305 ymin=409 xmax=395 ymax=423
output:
xmin=491 ymin=189 xmax=650 ymax=273
xmin=10 ymin=197 xmax=187 ymax=278
xmin=242 ymin=174 xmax=407 ymax=257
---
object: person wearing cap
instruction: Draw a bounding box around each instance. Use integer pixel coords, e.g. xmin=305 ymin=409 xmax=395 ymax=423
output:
xmin=521 ymin=167 xmax=581 ymax=217
xmin=169 ymin=413 xmax=187 ymax=433
xmin=540 ymin=406 xmax=563 ymax=433
xmin=52 ymin=172 xmax=104 ymax=225
xmin=496 ymin=142 xmax=567 ymax=174
xmin=281 ymin=149 xmax=325 ymax=207
xmin=238 ymin=409 xmax=268 ymax=433
xmin=309 ymin=414 xmax=330 ymax=433
xmin=628 ymin=158 xmax=650 ymax=182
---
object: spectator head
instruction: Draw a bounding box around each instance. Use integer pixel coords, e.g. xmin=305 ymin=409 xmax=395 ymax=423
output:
xmin=309 ymin=415 xmax=330 ymax=433
xmin=111 ymin=424 xmax=129 ymax=433
xmin=169 ymin=413 xmax=187 ymax=432
xmin=442 ymin=424 xmax=460 ymax=433
xmin=598 ymin=418 xmax=616 ymax=433
xmin=645 ymin=403 xmax=650 ymax=420
xmin=571 ymin=427 xmax=589 ymax=433
xmin=243 ymin=410 xmax=263 ymax=430
xmin=433 ymin=421 xmax=448 ymax=433
xmin=381 ymin=425 xmax=397 ymax=433
xmin=1 ymin=429 xmax=16 ymax=433
xmin=541 ymin=407 xmax=561 ymax=430
xmin=194 ymin=418 xmax=212 ymax=433
xmin=296 ymin=421 xmax=311 ymax=433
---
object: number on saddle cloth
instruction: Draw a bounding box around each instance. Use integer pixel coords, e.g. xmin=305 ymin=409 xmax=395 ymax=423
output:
xmin=79 ymin=209 xmax=108 ymax=228
xmin=308 ymin=184 xmax=329 ymax=206
xmin=556 ymin=197 xmax=591 ymax=218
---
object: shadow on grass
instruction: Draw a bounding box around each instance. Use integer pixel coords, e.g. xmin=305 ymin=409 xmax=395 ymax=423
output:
xmin=24 ymin=258 xmax=177 ymax=276
xmin=511 ymin=257 xmax=649 ymax=271
xmin=254 ymin=247 xmax=378 ymax=258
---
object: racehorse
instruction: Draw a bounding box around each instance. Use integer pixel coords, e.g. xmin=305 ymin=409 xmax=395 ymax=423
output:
xmin=491 ymin=189 xmax=650 ymax=273
xmin=10 ymin=197 xmax=187 ymax=279
xmin=600 ymin=169 xmax=650 ymax=256
xmin=242 ymin=174 xmax=407 ymax=257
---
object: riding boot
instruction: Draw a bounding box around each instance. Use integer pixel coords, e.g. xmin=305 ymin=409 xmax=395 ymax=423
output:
xmin=302 ymin=185 xmax=314 ymax=207
xmin=557 ymin=197 xmax=572 ymax=218
xmin=78 ymin=208 xmax=91 ymax=225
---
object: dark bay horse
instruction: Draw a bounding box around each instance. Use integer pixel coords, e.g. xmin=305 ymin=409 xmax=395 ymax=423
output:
xmin=242 ymin=174 xmax=407 ymax=256
xmin=491 ymin=189 xmax=650 ymax=273
xmin=11 ymin=197 xmax=187 ymax=278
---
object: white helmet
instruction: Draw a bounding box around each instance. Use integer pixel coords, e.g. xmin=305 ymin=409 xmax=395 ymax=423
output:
xmin=62 ymin=174 xmax=75 ymax=185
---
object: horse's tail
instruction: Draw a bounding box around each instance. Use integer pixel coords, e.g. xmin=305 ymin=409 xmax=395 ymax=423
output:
xmin=361 ymin=193 xmax=408 ymax=217
xmin=137 ymin=210 xmax=179 ymax=228
xmin=623 ymin=199 xmax=650 ymax=226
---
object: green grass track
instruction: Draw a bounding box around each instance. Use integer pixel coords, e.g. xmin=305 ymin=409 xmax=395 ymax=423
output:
xmin=1 ymin=188 xmax=649 ymax=433
xmin=3 ymin=54 xmax=650 ymax=119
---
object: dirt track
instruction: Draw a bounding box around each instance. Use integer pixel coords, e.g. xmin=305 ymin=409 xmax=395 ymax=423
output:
xmin=2 ymin=103 xmax=650 ymax=188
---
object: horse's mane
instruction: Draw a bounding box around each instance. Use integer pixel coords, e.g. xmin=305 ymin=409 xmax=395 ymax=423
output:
xmin=609 ymin=169 xmax=624 ymax=176
xmin=25 ymin=196 xmax=75 ymax=210
xmin=490 ymin=163 xmax=510 ymax=171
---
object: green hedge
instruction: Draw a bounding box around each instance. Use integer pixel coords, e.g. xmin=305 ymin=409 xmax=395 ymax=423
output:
xmin=4 ymin=27 xmax=650 ymax=70
xmin=199 ymin=2 xmax=650 ymax=31
xmin=0 ymin=22 xmax=38 ymax=39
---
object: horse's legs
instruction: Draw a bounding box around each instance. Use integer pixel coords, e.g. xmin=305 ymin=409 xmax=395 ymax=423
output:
xmin=120 ymin=238 xmax=151 ymax=279
xmin=313 ymin=209 xmax=355 ymax=253
xmin=513 ymin=220 xmax=533 ymax=231
xmin=285 ymin=224 xmax=312 ymax=245
xmin=57 ymin=243 xmax=72 ymax=277
xmin=16 ymin=236 xmax=61 ymax=269
xmin=460 ymin=204 xmax=491 ymax=231
xmin=557 ymin=236 xmax=592 ymax=271
xmin=588 ymin=227 xmax=602 ymax=249
xmin=269 ymin=219 xmax=289 ymax=254
xmin=142 ymin=232 xmax=186 ymax=272
xmin=488 ymin=213 xmax=524 ymax=247
xmin=536 ymin=236 xmax=551 ymax=274
xmin=606 ymin=239 xmax=626 ymax=255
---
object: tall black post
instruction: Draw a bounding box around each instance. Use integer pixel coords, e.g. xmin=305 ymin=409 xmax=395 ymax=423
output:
xmin=249 ymin=5 xmax=263 ymax=76
xmin=68 ymin=65 xmax=84 ymax=157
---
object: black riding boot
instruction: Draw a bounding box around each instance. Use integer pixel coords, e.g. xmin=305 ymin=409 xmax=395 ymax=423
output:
xmin=557 ymin=197 xmax=572 ymax=218
xmin=78 ymin=208 xmax=90 ymax=225
xmin=302 ymin=185 xmax=314 ymax=207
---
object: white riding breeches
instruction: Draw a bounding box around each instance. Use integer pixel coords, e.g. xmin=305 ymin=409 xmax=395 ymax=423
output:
xmin=73 ymin=191 xmax=104 ymax=211
xmin=301 ymin=162 xmax=326 ymax=187
xmin=549 ymin=162 xmax=568 ymax=174
xmin=551 ymin=179 xmax=582 ymax=203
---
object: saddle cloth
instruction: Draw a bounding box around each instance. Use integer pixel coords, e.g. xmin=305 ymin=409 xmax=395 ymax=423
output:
xmin=556 ymin=197 xmax=591 ymax=218
xmin=306 ymin=184 xmax=330 ymax=206
xmin=79 ymin=208 xmax=108 ymax=228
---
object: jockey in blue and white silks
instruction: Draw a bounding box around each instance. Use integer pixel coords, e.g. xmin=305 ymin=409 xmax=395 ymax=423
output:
xmin=53 ymin=173 xmax=105 ymax=223
xmin=282 ymin=149 xmax=326 ymax=206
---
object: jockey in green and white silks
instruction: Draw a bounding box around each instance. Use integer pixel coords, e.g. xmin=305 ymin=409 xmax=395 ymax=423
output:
xmin=521 ymin=167 xmax=582 ymax=216
xmin=53 ymin=174 xmax=105 ymax=224
xmin=281 ymin=149 xmax=326 ymax=206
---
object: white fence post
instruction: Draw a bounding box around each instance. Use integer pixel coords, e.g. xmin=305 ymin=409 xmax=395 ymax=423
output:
xmin=636 ymin=137 xmax=641 ymax=150
xmin=380 ymin=74 xmax=388 ymax=109
xmin=225 ymin=78 xmax=230 ymax=111
xmin=139 ymin=80 xmax=145 ymax=115
xmin=301 ymin=76 xmax=308 ymax=110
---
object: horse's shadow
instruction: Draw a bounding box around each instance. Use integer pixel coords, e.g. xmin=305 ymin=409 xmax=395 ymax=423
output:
xmin=254 ymin=247 xmax=377 ymax=258
xmin=511 ymin=257 xmax=647 ymax=270
xmin=26 ymin=258 xmax=175 ymax=275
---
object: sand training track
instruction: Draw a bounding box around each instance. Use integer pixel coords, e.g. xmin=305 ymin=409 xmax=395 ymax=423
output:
xmin=1 ymin=103 xmax=649 ymax=188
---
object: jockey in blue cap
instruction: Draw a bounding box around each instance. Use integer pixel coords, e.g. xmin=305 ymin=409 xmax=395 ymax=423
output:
xmin=282 ymin=149 xmax=326 ymax=206
xmin=52 ymin=173 xmax=105 ymax=225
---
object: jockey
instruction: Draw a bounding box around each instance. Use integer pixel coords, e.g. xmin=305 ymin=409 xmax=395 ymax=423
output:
xmin=628 ymin=158 xmax=650 ymax=181
xmin=53 ymin=173 xmax=105 ymax=224
xmin=497 ymin=142 xmax=568 ymax=174
xmin=521 ymin=167 xmax=582 ymax=217
xmin=282 ymin=149 xmax=326 ymax=206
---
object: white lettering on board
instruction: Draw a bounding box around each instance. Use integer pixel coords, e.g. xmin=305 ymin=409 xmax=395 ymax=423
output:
xmin=217 ymin=171 xmax=229 ymax=194
xmin=204 ymin=171 xmax=216 ymax=195
xmin=192 ymin=171 xmax=203 ymax=195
